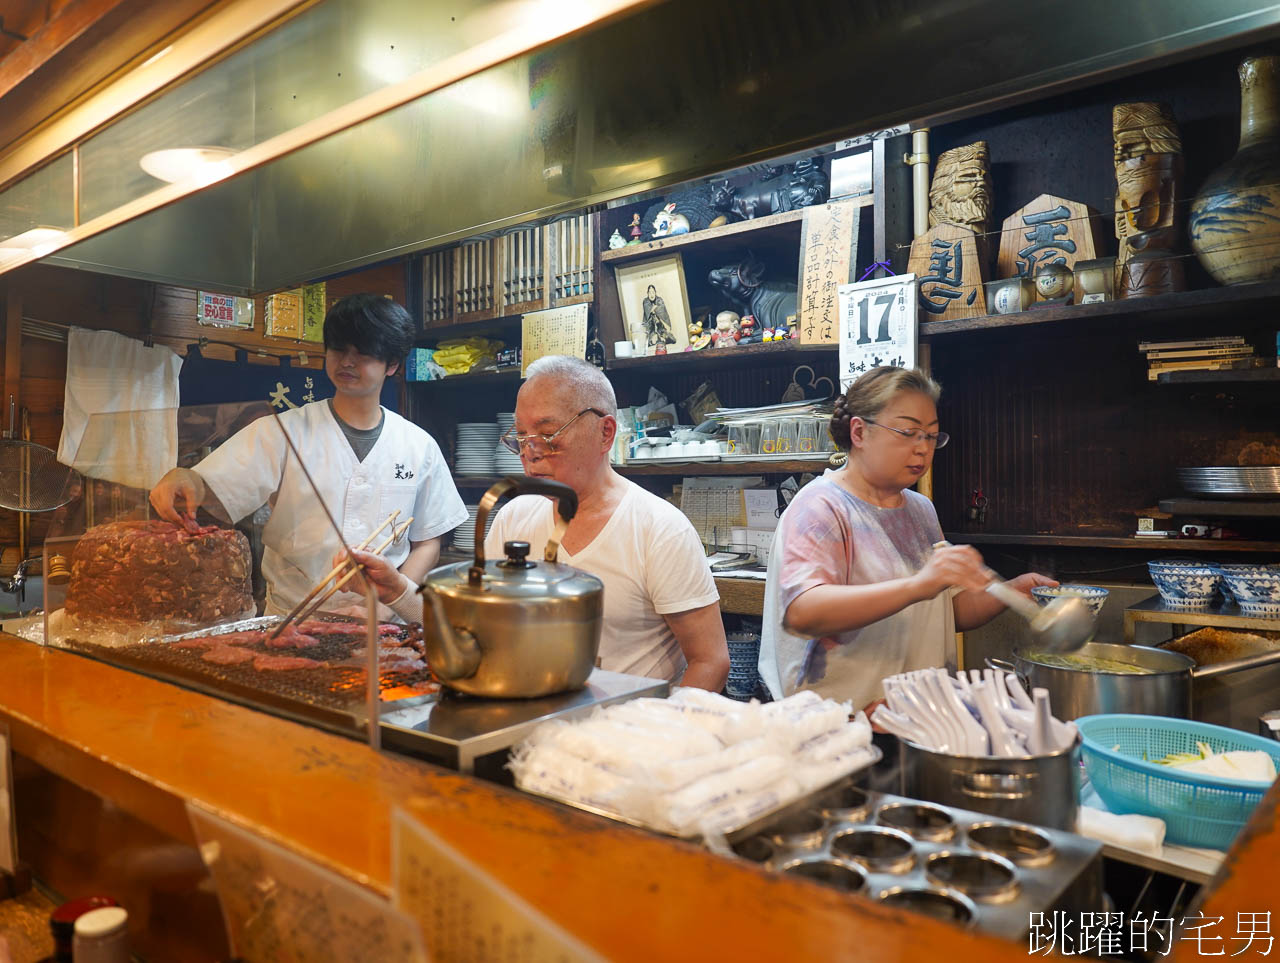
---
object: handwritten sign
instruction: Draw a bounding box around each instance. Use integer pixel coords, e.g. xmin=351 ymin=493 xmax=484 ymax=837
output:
xmin=302 ymin=282 xmax=327 ymax=344
xmin=521 ymin=303 xmax=589 ymax=377
xmin=265 ymin=290 xmax=304 ymax=339
xmin=837 ymin=273 xmax=917 ymax=388
xmin=393 ymin=808 xmax=604 ymax=963
xmin=198 ymin=292 xmax=253 ymax=330
xmin=0 ymin=722 xmax=15 ymax=875
xmin=188 ymin=803 xmax=428 ymax=963
xmin=797 ymin=201 xmax=860 ymax=343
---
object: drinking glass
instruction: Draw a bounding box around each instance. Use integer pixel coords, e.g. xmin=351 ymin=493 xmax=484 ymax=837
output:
xmin=759 ymin=421 xmax=780 ymax=455
xmin=797 ymin=419 xmax=820 ymax=454
xmin=776 ymin=419 xmax=798 ymax=455
xmin=728 ymin=424 xmax=753 ymax=455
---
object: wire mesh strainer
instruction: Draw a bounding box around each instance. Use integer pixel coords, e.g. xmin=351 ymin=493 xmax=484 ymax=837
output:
xmin=0 ymin=440 xmax=82 ymax=512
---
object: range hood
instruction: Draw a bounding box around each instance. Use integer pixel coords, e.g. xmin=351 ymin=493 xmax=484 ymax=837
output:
xmin=6 ymin=0 xmax=1280 ymax=294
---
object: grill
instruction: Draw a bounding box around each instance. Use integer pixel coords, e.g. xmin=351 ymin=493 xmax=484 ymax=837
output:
xmin=66 ymin=616 xmax=438 ymax=735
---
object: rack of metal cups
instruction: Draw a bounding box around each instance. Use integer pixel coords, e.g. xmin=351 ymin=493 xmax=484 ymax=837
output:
xmin=727 ymin=786 xmax=1102 ymax=940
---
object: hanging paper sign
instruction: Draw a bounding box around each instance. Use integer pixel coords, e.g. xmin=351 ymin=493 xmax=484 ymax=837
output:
xmin=198 ymin=292 xmax=253 ymax=330
xmin=837 ymin=273 xmax=918 ymax=388
xmin=188 ymin=803 xmax=429 ymax=963
xmin=302 ymin=282 xmax=327 ymax=344
xmin=0 ymin=722 xmax=15 ymax=875
xmin=797 ymin=200 xmax=861 ymax=343
xmin=393 ymin=809 xmax=605 ymax=963
xmin=521 ymin=302 xmax=588 ymax=377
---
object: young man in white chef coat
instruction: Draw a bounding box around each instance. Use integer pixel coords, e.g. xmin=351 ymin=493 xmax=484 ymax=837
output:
xmin=348 ymin=355 xmax=731 ymax=689
xmin=149 ymin=294 xmax=467 ymax=617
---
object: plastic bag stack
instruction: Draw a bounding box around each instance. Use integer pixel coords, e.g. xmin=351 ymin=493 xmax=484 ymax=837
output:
xmin=432 ymin=337 xmax=504 ymax=375
xmin=508 ymin=689 xmax=875 ymax=837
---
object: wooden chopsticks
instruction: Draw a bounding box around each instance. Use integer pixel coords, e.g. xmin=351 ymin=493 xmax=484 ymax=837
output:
xmin=268 ymin=511 xmax=401 ymax=640
xmin=291 ymin=517 xmax=414 ymax=626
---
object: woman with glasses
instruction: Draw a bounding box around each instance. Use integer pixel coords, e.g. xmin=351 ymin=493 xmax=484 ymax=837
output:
xmin=759 ymin=366 xmax=1054 ymax=715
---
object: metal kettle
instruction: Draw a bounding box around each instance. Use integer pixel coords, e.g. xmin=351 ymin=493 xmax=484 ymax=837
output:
xmin=418 ymin=476 xmax=604 ymax=698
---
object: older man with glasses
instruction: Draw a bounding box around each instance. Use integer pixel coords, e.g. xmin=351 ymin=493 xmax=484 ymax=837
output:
xmin=486 ymin=354 xmax=729 ymax=690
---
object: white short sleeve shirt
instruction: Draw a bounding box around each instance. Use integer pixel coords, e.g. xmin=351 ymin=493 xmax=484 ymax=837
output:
xmin=484 ymin=480 xmax=720 ymax=681
xmin=196 ymin=401 xmax=467 ymax=615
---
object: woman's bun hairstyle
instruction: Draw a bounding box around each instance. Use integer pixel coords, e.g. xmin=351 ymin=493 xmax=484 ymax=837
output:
xmin=829 ymin=367 xmax=942 ymax=452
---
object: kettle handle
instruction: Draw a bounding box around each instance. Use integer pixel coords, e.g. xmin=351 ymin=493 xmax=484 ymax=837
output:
xmin=470 ymin=475 xmax=579 ymax=582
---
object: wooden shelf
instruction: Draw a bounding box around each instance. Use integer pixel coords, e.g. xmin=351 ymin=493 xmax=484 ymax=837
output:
xmin=599 ymin=207 xmax=813 ymax=265
xmin=919 ymin=280 xmax=1280 ymax=339
xmin=1124 ymin=596 xmax=1280 ymax=639
xmin=944 ymin=532 xmax=1280 ymax=552
xmin=1156 ymin=367 xmax=1280 ymax=384
xmin=620 ymin=459 xmax=830 ymax=476
xmin=417 ymin=314 xmax=523 ymax=343
xmin=409 ymin=368 xmax=521 ymax=387
xmin=606 ymin=338 xmax=836 ymax=372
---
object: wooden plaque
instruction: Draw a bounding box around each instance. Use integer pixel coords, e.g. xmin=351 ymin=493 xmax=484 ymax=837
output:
xmin=797 ymin=200 xmax=861 ymax=343
xmin=906 ymin=224 xmax=986 ymax=320
xmin=997 ymin=193 xmax=1101 ymax=279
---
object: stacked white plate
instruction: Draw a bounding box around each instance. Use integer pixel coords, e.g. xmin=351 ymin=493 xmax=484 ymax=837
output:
xmin=452 ymin=503 xmax=496 ymax=554
xmin=494 ymin=411 xmax=524 ymax=474
xmin=1176 ymin=466 xmax=1280 ymax=497
xmin=455 ymin=422 xmax=500 ymax=476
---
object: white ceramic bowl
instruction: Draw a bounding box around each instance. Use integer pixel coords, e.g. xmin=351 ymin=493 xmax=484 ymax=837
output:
xmin=1030 ymin=584 xmax=1109 ymax=617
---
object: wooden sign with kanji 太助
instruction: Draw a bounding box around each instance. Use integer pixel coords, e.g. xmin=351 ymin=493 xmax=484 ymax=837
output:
xmin=797 ymin=201 xmax=861 ymax=343
xmin=996 ymin=193 xmax=1102 ymax=279
xmin=906 ymin=224 xmax=987 ymax=320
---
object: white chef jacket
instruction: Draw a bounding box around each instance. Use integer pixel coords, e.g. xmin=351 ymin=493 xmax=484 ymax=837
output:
xmin=196 ymin=401 xmax=466 ymax=615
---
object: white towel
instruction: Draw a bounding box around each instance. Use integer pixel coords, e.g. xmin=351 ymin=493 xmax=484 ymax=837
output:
xmin=57 ymin=328 xmax=181 ymax=490
xmin=1077 ymin=805 xmax=1167 ymax=855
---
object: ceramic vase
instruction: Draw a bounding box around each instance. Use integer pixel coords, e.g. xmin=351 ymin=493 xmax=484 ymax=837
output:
xmin=1190 ymin=55 xmax=1280 ymax=285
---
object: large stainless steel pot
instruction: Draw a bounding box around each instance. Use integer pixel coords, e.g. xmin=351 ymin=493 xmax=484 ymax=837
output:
xmin=419 ymin=476 xmax=603 ymax=698
xmin=990 ymin=642 xmax=1280 ymax=720
xmin=899 ymin=734 xmax=1081 ymax=831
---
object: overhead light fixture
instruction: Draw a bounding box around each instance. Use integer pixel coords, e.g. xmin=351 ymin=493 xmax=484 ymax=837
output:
xmin=139 ymin=147 xmax=238 ymax=185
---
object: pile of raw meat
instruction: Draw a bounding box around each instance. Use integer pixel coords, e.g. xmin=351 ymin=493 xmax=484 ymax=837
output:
xmin=66 ymin=520 xmax=254 ymax=625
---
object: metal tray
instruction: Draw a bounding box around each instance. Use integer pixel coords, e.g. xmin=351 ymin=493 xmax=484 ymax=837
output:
xmin=518 ymin=744 xmax=882 ymax=843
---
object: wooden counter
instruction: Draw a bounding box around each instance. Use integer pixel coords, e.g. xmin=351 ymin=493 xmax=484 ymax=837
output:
xmin=0 ymin=635 xmax=1275 ymax=961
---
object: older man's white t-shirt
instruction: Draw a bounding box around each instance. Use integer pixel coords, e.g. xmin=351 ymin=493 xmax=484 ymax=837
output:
xmin=483 ymin=481 xmax=720 ymax=681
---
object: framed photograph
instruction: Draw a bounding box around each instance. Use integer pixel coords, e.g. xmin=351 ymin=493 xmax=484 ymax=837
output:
xmin=613 ymin=254 xmax=691 ymax=355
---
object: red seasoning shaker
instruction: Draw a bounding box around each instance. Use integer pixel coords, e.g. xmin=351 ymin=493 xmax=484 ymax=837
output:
xmin=48 ymin=897 xmax=119 ymax=963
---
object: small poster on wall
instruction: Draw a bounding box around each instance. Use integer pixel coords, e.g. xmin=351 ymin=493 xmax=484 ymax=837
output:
xmin=837 ymin=273 xmax=918 ymax=388
xmin=197 ymin=292 xmax=253 ymax=330
xmin=613 ymin=255 xmax=691 ymax=355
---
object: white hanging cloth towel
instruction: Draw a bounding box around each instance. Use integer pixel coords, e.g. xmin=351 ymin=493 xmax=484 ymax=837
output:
xmin=57 ymin=327 xmax=182 ymax=490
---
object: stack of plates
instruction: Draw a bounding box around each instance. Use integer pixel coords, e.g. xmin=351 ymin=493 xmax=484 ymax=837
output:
xmin=1176 ymin=466 xmax=1280 ymax=498
xmin=494 ymin=412 xmax=524 ymax=474
xmin=452 ymin=503 xmax=496 ymax=554
xmin=455 ymin=422 xmax=500 ymax=476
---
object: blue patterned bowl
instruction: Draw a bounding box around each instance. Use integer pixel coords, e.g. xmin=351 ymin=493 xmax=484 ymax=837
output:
xmin=1031 ymin=584 xmax=1110 ymax=617
xmin=1147 ymin=561 xmax=1221 ymax=609
xmin=1216 ymin=564 xmax=1280 ymax=616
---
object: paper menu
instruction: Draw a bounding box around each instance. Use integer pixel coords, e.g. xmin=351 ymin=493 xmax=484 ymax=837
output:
xmin=521 ymin=303 xmax=589 ymax=377
xmin=393 ymin=808 xmax=604 ymax=963
xmin=679 ymin=477 xmax=766 ymax=547
xmin=187 ymin=803 xmax=428 ymax=963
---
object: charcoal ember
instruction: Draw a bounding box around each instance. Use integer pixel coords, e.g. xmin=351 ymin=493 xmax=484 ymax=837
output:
xmin=65 ymin=520 xmax=253 ymax=625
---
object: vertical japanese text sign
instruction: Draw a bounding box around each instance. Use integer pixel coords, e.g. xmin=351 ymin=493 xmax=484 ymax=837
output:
xmin=837 ymin=274 xmax=918 ymax=389
xmin=798 ymin=201 xmax=861 ymax=343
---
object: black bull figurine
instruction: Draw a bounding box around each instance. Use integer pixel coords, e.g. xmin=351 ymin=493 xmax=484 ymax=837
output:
xmin=708 ymin=257 xmax=798 ymax=332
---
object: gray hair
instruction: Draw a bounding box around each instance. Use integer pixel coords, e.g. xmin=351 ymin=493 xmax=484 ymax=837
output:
xmin=524 ymin=355 xmax=617 ymax=417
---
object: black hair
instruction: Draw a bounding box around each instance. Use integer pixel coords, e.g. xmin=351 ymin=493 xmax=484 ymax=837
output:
xmin=322 ymin=293 xmax=416 ymax=366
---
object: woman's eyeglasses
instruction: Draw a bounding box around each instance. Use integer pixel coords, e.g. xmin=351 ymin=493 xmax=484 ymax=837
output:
xmin=499 ymin=408 xmax=606 ymax=456
xmin=863 ymin=419 xmax=950 ymax=449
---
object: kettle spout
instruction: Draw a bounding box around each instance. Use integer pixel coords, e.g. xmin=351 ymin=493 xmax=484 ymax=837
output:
xmin=419 ymin=583 xmax=481 ymax=680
